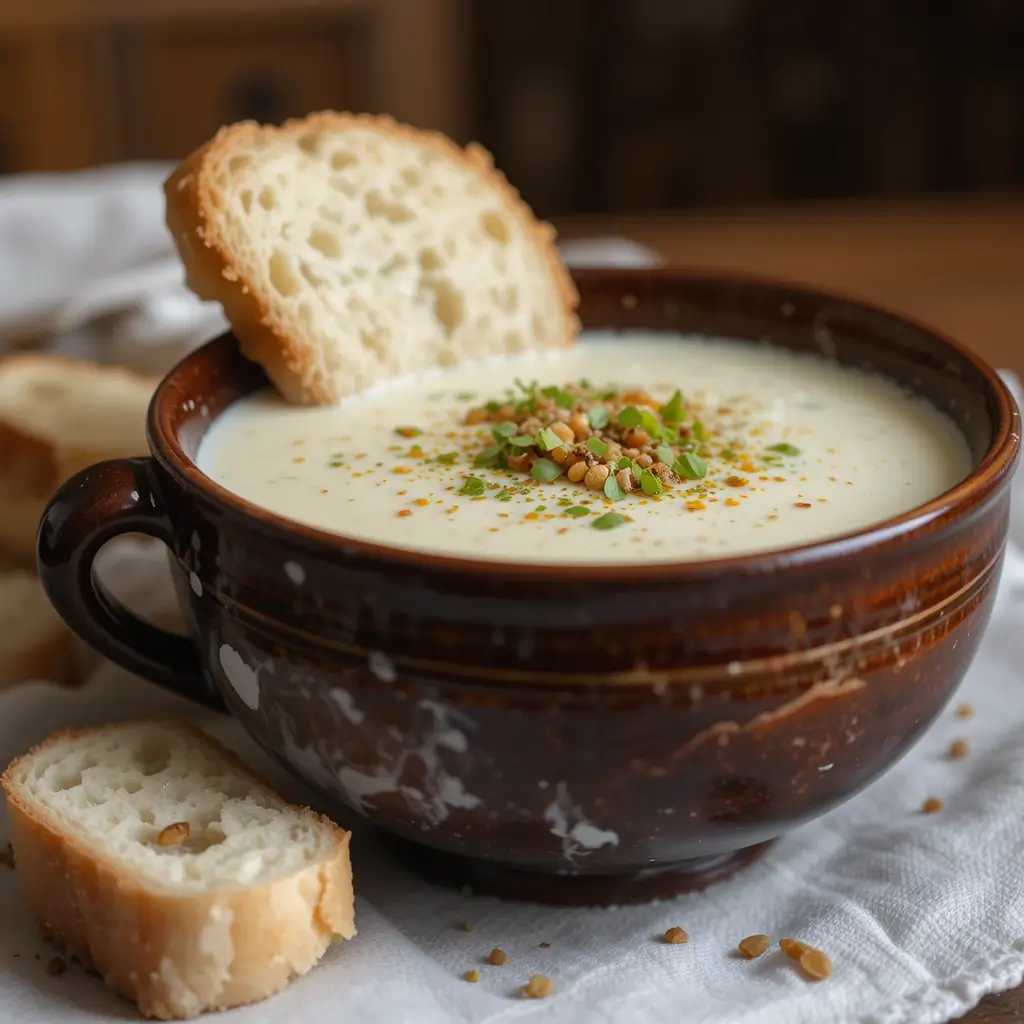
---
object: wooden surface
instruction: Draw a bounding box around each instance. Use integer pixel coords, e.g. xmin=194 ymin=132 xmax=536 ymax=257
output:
xmin=562 ymin=197 xmax=1023 ymax=1024
xmin=559 ymin=196 xmax=1024 ymax=383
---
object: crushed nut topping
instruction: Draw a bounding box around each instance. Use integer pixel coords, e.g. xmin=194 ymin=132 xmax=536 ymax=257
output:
xmin=948 ymin=739 xmax=969 ymax=759
xmin=663 ymin=926 xmax=689 ymax=944
xmin=798 ymin=947 xmax=833 ymax=980
xmin=157 ymin=822 xmax=190 ymax=847
xmin=522 ymin=974 xmax=554 ymax=999
xmin=780 ymin=938 xmax=812 ymax=960
xmin=738 ymin=934 xmax=771 ymax=959
xmin=488 ymin=948 xmax=508 ymax=966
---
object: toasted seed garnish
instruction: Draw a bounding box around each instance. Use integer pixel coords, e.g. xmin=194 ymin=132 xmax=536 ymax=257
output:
xmin=489 ymin=947 xmax=508 ymax=966
xmin=738 ymin=934 xmax=771 ymax=959
xmin=780 ymin=938 xmax=812 ymax=960
xmin=798 ymin=947 xmax=833 ymax=980
xmin=922 ymin=796 xmax=944 ymax=814
xmin=46 ymin=956 xmax=67 ymax=977
xmin=522 ymin=974 xmax=554 ymax=999
xmin=948 ymin=739 xmax=969 ymax=760
xmin=955 ymin=703 xmax=974 ymax=719
xmin=157 ymin=821 xmax=190 ymax=847
xmin=464 ymin=969 xmax=480 ymax=983
xmin=663 ymin=926 xmax=689 ymax=944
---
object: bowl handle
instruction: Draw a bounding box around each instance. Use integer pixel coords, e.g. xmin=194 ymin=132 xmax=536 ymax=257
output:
xmin=37 ymin=457 xmax=226 ymax=710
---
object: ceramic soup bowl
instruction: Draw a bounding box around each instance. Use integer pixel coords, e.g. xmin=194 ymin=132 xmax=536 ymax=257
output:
xmin=37 ymin=269 xmax=1020 ymax=905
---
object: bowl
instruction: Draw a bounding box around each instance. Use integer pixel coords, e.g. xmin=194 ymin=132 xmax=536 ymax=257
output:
xmin=37 ymin=269 xmax=1020 ymax=905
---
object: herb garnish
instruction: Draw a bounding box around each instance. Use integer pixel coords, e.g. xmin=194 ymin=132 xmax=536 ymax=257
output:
xmin=530 ymin=459 xmax=562 ymax=484
xmin=492 ymin=421 xmax=519 ymax=439
xmin=587 ymin=405 xmax=610 ymax=430
xmin=659 ymin=390 xmax=686 ymax=423
xmin=460 ymin=477 xmax=485 ymax=496
xmin=436 ymin=451 xmax=459 ymax=464
xmin=604 ymin=475 xmax=626 ymax=502
xmin=767 ymin=442 xmax=802 ymax=457
xmin=586 ymin=436 xmax=609 ymax=457
xmin=592 ymin=512 xmax=628 ymax=530
xmin=617 ymin=405 xmax=644 ymax=428
xmin=565 ymin=506 xmax=590 ymax=517
xmin=640 ymin=469 xmax=664 ymax=496
xmin=474 ymin=444 xmax=507 ymax=468
xmin=395 ymin=426 xmax=423 ymax=438
xmin=673 ymin=452 xmax=708 ymax=480
xmin=537 ymin=427 xmax=568 ymax=451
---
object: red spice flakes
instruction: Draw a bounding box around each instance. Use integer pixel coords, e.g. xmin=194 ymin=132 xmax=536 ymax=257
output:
xmin=686 ymin=500 xmax=707 ymax=512
xmin=795 ymin=502 xmax=813 ymax=509
xmin=446 ymin=506 xmax=459 ymax=514
xmin=397 ymin=509 xmax=413 ymax=518
xmin=393 ymin=466 xmax=412 ymax=474
xmin=725 ymin=497 xmax=740 ymax=508
xmin=724 ymin=476 xmax=748 ymax=488
xmin=557 ymin=527 xmax=569 ymax=534
xmin=522 ymin=975 xmax=554 ymax=999
xmin=413 ymin=498 xmax=430 ymax=507
xmin=320 ymin=488 xmax=329 ymax=494
xmin=955 ymin=703 xmax=974 ymax=720
xmin=524 ymin=512 xmax=540 ymax=520
xmin=489 ymin=527 xmax=500 ymax=533
xmin=948 ymin=739 xmax=970 ymax=760
xmin=773 ymin=476 xmax=787 ymax=482
xmin=921 ymin=796 xmax=944 ymax=814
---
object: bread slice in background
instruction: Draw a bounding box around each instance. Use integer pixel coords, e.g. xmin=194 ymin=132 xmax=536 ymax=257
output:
xmin=165 ymin=111 xmax=579 ymax=406
xmin=0 ymin=356 xmax=155 ymax=558
xmin=2 ymin=720 xmax=354 ymax=1020
xmin=0 ymin=570 xmax=76 ymax=687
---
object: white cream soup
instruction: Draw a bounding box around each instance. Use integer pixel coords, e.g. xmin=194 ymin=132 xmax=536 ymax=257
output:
xmin=196 ymin=332 xmax=972 ymax=565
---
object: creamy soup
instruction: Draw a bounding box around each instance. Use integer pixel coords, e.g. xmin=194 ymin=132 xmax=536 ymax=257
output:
xmin=196 ymin=332 xmax=972 ymax=565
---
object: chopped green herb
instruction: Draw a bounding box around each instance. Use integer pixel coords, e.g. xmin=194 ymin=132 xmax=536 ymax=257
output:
xmin=592 ymin=512 xmax=628 ymax=531
xmin=531 ymin=459 xmax=562 ymax=484
xmin=604 ymin=475 xmax=626 ymax=502
xmin=474 ymin=444 xmax=507 ymax=468
xmin=492 ymin=421 xmax=518 ymax=439
xmin=395 ymin=425 xmax=423 ymax=438
xmin=565 ymin=505 xmax=591 ymax=517
xmin=535 ymin=505 xmax=547 ymax=513
xmin=460 ymin=477 xmax=485 ymax=496
xmin=587 ymin=405 xmax=610 ymax=430
xmin=640 ymin=408 xmax=664 ymax=438
xmin=508 ymin=434 xmax=536 ymax=448
xmin=455 ymin=391 xmax=476 ymax=401
xmin=674 ymin=452 xmax=708 ymax=480
xmin=537 ymin=427 xmax=568 ymax=451
xmin=495 ymin=489 xmax=513 ymax=501
xmin=484 ymin=400 xmax=503 ymax=413
xmin=617 ymin=405 xmax=644 ymax=428
xmin=655 ymin=444 xmax=675 ymax=465
xmin=721 ymin=448 xmax=738 ymax=462
xmin=640 ymin=469 xmax=664 ymax=496
xmin=767 ymin=442 xmax=803 ymax=457
xmin=616 ymin=456 xmax=633 ymax=470
xmin=578 ymin=377 xmax=593 ymax=389
xmin=541 ymin=385 xmax=574 ymax=409
xmin=692 ymin=420 xmax=708 ymax=442
xmin=659 ymin=390 xmax=686 ymax=423
xmin=435 ymin=451 xmax=458 ymax=464
xmin=329 ymin=459 xmax=344 ymax=468
xmin=515 ymin=377 xmax=538 ymax=396
xmin=586 ymin=436 xmax=609 ymax=456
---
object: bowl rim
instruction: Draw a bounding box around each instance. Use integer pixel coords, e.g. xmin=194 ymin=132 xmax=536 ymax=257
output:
xmin=149 ymin=266 xmax=1021 ymax=582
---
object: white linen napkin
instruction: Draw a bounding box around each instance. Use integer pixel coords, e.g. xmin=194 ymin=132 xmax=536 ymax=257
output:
xmin=0 ymin=166 xmax=1022 ymax=1024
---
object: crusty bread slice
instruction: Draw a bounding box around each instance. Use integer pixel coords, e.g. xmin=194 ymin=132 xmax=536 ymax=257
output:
xmin=2 ymin=721 xmax=354 ymax=1020
xmin=165 ymin=111 xmax=579 ymax=405
xmin=0 ymin=355 xmax=155 ymax=558
xmin=0 ymin=570 xmax=76 ymax=687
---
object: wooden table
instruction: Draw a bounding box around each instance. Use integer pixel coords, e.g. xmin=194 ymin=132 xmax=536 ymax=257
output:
xmin=560 ymin=196 xmax=1024 ymax=382
xmin=561 ymin=197 xmax=1024 ymax=1024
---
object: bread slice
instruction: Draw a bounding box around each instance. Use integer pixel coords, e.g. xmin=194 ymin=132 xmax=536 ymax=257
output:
xmin=0 ymin=356 xmax=155 ymax=558
xmin=2 ymin=721 xmax=354 ymax=1019
xmin=165 ymin=111 xmax=579 ymax=405
xmin=0 ymin=570 xmax=76 ymax=687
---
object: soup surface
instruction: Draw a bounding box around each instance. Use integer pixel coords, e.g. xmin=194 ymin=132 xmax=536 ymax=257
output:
xmin=196 ymin=332 xmax=972 ymax=565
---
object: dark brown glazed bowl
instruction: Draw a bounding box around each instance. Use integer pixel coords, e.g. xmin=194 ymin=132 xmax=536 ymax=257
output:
xmin=37 ymin=269 xmax=1020 ymax=905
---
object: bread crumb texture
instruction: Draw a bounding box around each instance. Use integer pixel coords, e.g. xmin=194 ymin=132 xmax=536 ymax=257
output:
xmin=1 ymin=721 xmax=354 ymax=1020
xmin=165 ymin=112 xmax=579 ymax=406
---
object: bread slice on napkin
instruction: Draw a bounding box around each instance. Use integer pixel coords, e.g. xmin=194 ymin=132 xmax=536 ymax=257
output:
xmin=164 ymin=111 xmax=579 ymax=405
xmin=0 ymin=356 xmax=154 ymax=558
xmin=0 ymin=570 xmax=76 ymax=687
xmin=1 ymin=720 xmax=354 ymax=1020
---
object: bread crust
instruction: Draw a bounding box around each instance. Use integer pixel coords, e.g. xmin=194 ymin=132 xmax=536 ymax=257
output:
xmin=164 ymin=111 xmax=580 ymax=405
xmin=2 ymin=721 xmax=355 ymax=1020
xmin=0 ymin=571 xmax=77 ymax=688
xmin=0 ymin=355 xmax=155 ymax=558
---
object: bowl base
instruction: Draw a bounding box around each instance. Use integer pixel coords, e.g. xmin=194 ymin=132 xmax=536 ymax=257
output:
xmin=388 ymin=838 xmax=775 ymax=906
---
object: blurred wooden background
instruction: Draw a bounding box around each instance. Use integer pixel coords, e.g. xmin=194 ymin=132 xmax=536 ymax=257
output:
xmin=1 ymin=0 xmax=1022 ymax=220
